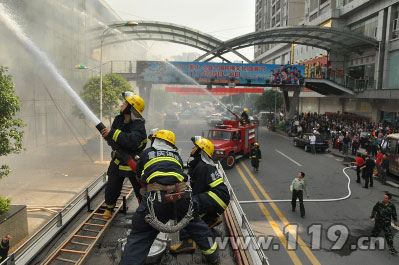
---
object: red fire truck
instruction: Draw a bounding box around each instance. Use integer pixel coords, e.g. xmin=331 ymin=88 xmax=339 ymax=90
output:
xmin=207 ymin=119 xmax=258 ymax=169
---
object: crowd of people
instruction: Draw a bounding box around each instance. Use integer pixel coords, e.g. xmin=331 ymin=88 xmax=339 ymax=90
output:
xmin=287 ymin=112 xmax=399 ymax=156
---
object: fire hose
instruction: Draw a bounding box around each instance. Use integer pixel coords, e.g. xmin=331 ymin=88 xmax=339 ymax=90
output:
xmin=144 ymin=192 xmax=194 ymax=233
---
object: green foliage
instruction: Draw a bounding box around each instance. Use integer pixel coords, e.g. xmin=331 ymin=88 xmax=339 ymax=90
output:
xmin=255 ymin=89 xmax=283 ymax=113
xmin=0 ymin=196 xmax=11 ymax=215
xmin=77 ymin=73 xmax=133 ymax=122
xmin=0 ymin=66 xmax=24 ymax=180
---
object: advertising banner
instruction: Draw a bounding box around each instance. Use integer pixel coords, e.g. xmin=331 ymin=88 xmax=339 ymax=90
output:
xmin=137 ymin=61 xmax=305 ymax=86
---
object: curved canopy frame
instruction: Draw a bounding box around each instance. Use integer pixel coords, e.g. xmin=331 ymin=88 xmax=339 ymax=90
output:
xmin=195 ymin=26 xmax=378 ymax=61
xmin=88 ymin=22 xmax=378 ymax=63
xmin=89 ymin=21 xmax=251 ymax=63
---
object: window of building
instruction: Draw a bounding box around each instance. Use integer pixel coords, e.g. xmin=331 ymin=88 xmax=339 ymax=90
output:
xmin=350 ymin=15 xmax=378 ymax=39
xmin=392 ymin=5 xmax=399 ymax=40
xmin=310 ymin=13 xmax=318 ymax=22
xmin=310 ymin=0 xmax=318 ymax=12
xmin=388 ymin=50 xmax=399 ymax=88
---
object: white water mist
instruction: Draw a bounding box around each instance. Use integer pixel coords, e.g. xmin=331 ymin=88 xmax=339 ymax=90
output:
xmin=0 ymin=3 xmax=100 ymax=125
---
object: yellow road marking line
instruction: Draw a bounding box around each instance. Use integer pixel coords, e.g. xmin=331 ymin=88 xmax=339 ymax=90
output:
xmin=235 ymin=164 xmax=302 ymax=265
xmin=240 ymin=161 xmax=322 ymax=265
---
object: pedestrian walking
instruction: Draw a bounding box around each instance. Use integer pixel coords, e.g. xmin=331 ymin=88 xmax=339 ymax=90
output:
xmin=309 ymin=132 xmax=316 ymax=155
xmin=380 ymin=154 xmax=389 ymax=185
xmin=361 ymin=156 xmax=375 ymax=189
xmin=250 ymin=142 xmax=262 ymax=172
xmin=355 ymin=153 xmax=364 ymax=183
xmin=290 ymin=172 xmax=309 ymax=218
xmin=370 ymin=193 xmax=398 ymax=254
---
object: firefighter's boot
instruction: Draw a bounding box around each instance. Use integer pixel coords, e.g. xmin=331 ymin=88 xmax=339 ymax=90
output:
xmin=170 ymin=239 xmax=197 ymax=254
xmin=103 ymin=209 xmax=113 ymax=220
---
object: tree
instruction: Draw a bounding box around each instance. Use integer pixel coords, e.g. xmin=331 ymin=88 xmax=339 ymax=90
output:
xmin=0 ymin=66 xmax=24 ymax=214
xmin=255 ymin=89 xmax=283 ymax=114
xmin=78 ymin=73 xmax=133 ymax=125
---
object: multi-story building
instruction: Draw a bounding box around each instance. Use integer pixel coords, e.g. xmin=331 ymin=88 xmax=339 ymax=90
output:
xmin=255 ymin=0 xmax=306 ymax=64
xmin=254 ymin=0 xmax=399 ymax=122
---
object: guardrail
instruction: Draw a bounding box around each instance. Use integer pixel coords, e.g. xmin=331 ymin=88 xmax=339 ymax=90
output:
xmin=217 ymin=162 xmax=270 ymax=265
xmin=0 ymin=173 xmax=107 ymax=265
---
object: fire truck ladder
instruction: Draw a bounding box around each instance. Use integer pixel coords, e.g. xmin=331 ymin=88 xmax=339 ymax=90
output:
xmin=42 ymin=185 xmax=134 ymax=265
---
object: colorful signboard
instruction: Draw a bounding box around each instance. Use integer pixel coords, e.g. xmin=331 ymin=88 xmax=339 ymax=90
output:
xmin=165 ymin=87 xmax=264 ymax=96
xmin=137 ymin=61 xmax=305 ymax=86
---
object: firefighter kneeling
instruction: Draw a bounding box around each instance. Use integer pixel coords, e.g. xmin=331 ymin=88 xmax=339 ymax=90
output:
xmin=170 ymin=136 xmax=230 ymax=254
xmin=120 ymin=130 xmax=220 ymax=265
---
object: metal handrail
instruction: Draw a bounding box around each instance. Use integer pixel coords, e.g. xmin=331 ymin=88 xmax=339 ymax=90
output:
xmin=0 ymin=172 xmax=107 ymax=265
xmin=217 ymin=162 xmax=270 ymax=265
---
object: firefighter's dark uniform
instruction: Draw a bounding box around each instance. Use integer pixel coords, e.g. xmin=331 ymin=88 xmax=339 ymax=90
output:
xmin=0 ymin=239 xmax=9 ymax=263
xmin=250 ymin=146 xmax=262 ymax=172
xmin=120 ymin=147 xmax=219 ymax=265
xmin=105 ymin=114 xmax=147 ymax=209
xmin=189 ymin=156 xmax=230 ymax=225
xmin=241 ymin=111 xmax=249 ymax=124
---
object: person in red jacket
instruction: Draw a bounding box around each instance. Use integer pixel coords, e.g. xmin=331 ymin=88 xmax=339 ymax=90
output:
xmin=376 ymin=149 xmax=384 ymax=178
xmin=355 ymin=153 xmax=364 ymax=184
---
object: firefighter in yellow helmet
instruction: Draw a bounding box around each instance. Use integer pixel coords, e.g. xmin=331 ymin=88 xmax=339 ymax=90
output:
xmin=250 ymin=142 xmax=262 ymax=172
xmin=170 ymin=136 xmax=230 ymax=255
xmin=100 ymin=91 xmax=147 ymax=219
xmin=120 ymin=130 xmax=220 ymax=265
xmin=240 ymin=108 xmax=250 ymax=124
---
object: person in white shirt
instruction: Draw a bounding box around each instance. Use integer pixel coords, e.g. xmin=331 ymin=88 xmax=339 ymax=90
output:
xmin=309 ymin=133 xmax=316 ymax=154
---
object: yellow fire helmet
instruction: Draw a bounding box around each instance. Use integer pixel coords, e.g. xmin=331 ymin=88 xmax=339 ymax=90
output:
xmin=122 ymin=91 xmax=145 ymax=115
xmin=254 ymin=142 xmax=259 ymax=147
xmin=244 ymin=108 xmax=248 ymax=112
xmin=153 ymin=129 xmax=176 ymax=146
xmin=191 ymin=136 xmax=214 ymax=158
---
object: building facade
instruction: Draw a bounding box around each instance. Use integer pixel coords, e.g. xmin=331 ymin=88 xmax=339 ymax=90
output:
xmin=254 ymin=0 xmax=399 ymax=123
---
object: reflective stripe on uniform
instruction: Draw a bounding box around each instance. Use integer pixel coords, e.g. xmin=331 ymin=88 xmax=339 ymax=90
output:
xmin=119 ymin=165 xmax=132 ymax=171
xmin=207 ymin=191 xmax=227 ymax=210
xmin=112 ymin=129 xmax=122 ymax=142
xmin=146 ymin=171 xmax=184 ymax=183
xmin=138 ymin=138 xmax=148 ymax=149
xmin=114 ymin=159 xmax=120 ymax=165
xmin=142 ymin=157 xmax=182 ymax=176
xmin=202 ymin=241 xmax=217 ymax=255
xmin=209 ymin=178 xmax=224 ymax=188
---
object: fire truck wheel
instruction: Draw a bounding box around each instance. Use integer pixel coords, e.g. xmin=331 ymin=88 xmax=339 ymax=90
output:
xmin=224 ymin=152 xmax=235 ymax=169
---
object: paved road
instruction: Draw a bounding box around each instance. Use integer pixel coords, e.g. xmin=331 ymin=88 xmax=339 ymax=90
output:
xmin=144 ymin=119 xmax=399 ymax=264
xmin=227 ymin=127 xmax=399 ymax=265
